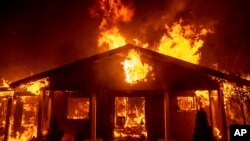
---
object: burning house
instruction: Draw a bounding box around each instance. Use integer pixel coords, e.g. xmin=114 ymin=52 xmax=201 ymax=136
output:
xmin=1 ymin=44 xmax=250 ymax=141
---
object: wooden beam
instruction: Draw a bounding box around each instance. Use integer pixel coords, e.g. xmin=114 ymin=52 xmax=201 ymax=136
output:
xmin=91 ymin=91 xmax=97 ymax=140
xmin=218 ymin=86 xmax=229 ymax=141
xmin=4 ymin=96 xmax=12 ymax=141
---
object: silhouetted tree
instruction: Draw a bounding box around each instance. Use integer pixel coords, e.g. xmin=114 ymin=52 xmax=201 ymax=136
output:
xmin=193 ymin=108 xmax=215 ymax=141
xmin=224 ymin=83 xmax=250 ymax=125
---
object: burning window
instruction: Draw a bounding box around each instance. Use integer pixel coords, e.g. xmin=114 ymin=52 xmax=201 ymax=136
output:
xmin=177 ymin=96 xmax=197 ymax=111
xmin=67 ymin=97 xmax=90 ymax=119
xmin=114 ymin=97 xmax=147 ymax=139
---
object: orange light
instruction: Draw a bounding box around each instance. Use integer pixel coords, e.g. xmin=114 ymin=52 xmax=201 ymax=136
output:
xmin=157 ymin=20 xmax=209 ymax=64
xmin=122 ymin=50 xmax=153 ymax=84
xmin=19 ymin=78 xmax=49 ymax=95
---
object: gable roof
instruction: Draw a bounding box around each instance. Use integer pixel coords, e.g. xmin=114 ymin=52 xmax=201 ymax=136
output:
xmin=9 ymin=44 xmax=250 ymax=88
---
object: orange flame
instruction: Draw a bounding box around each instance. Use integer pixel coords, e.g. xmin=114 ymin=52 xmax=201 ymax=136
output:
xmin=157 ymin=20 xmax=209 ymax=64
xmin=0 ymin=78 xmax=9 ymax=88
xmin=122 ymin=50 xmax=153 ymax=84
xmin=114 ymin=97 xmax=147 ymax=138
xmin=195 ymin=90 xmax=209 ymax=107
xmin=93 ymin=1 xmax=210 ymax=85
xmin=8 ymin=96 xmax=38 ymax=141
xmin=98 ymin=27 xmax=126 ymax=50
xmin=133 ymin=38 xmax=149 ymax=48
xmin=19 ymin=78 xmax=49 ymax=95
xmin=214 ymin=127 xmax=222 ymax=139
xmin=93 ymin=0 xmax=134 ymax=29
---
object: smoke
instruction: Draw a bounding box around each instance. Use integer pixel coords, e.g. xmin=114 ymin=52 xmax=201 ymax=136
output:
xmin=90 ymin=0 xmax=135 ymax=29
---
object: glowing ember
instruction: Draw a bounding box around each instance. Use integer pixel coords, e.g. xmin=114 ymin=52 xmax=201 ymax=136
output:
xmin=98 ymin=27 xmax=126 ymax=50
xmin=19 ymin=78 xmax=49 ymax=95
xmin=122 ymin=50 xmax=153 ymax=84
xmin=157 ymin=20 xmax=209 ymax=64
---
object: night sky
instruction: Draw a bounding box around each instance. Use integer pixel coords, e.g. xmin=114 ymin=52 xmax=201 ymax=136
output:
xmin=0 ymin=0 xmax=250 ymax=82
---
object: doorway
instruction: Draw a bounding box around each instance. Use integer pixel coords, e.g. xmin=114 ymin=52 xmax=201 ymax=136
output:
xmin=113 ymin=97 xmax=147 ymax=140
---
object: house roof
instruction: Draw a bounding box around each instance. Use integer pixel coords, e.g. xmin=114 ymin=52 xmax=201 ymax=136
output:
xmin=9 ymin=44 xmax=250 ymax=88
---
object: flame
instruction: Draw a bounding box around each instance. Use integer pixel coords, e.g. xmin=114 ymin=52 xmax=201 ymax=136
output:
xmin=133 ymin=38 xmax=149 ymax=48
xmin=94 ymin=1 xmax=211 ymax=84
xmin=157 ymin=20 xmax=209 ymax=64
xmin=0 ymin=78 xmax=9 ymax=88
xmin=8 ymin=96 xmax=38 ymax=141
xmin=19 ymin=78 xmax=49 ymax=95
xmin=214 ymin=127 xmax=222 ymax=139
xmin=222 ymin=82 xmax=234 ymax=104
xmin=92 ymin=0 xmax=134 ymax=29
xmin=114 ymin=97 xmax=147 ymax=138
xmin=122 ymin=50 xmax=153 ymax=84
xmin=98 ymin=27 xmax=126 ymax=50
xmin=195 ymin=90 xmax=209 ymax=107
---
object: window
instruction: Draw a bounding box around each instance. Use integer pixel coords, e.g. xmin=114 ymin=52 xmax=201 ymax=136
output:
xmin=177 ymin=96 xmax=197 ymax=111
xmin=67 ymin=98 xmax=90 ymax=119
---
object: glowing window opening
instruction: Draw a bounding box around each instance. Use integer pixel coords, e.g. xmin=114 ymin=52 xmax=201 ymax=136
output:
xmin=177 ymin=96 xmax=198 ymax=111
xmin=67 ymin=97 xmax=90 ymax=120
xmin=114 ymin=97 xmax=147 ymax=139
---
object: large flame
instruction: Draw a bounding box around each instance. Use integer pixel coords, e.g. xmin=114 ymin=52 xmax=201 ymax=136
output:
xmin=19 ymin=78 xmax=49 ymax=95
xmin=157 ymin=20 xmax=209 ymax=64
xmin=122 ymin=50 xmax=152 ymax=84
xmin=114 ymin=97 xmax=147 ymax=138
xmin=8 ymin=96 xmax=38 ymax=141
xmin=98 ymin=27 xmax=126 ymax=50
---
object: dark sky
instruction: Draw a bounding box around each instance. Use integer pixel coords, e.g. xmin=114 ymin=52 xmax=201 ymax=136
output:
xmin=0 ymin=0 xmax=250 ymax=82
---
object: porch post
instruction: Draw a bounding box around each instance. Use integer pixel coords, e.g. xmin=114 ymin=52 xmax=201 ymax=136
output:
xmin=218 ymin=86 xmax=229 ymax=141
xmin=37 ymin=90 xmax=44 ymax=139
xmin=208 ymin=90 xmax=213 ymax=131
xmin=91 ymin=91 xmax=97 ymax=140
xmin=4 ymin=96 xmax=12 ymax=141
xmin=164 ymin=90 xmax=170 ymax=141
